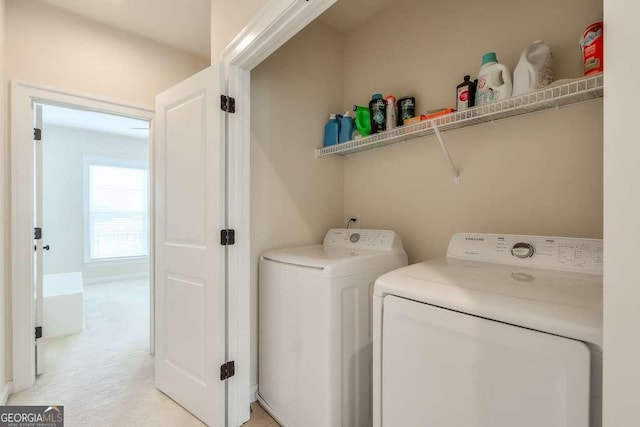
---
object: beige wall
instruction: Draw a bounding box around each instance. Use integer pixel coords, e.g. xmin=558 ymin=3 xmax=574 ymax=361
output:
xmin=342 ymin=0 xmax=603 ymax=263
xmin=250 ymin=20 xmax=345 ymax=387
xmin=247 ymin=0 xmax=603 ymax=393
xmin=0 ymin=0 xmax=6 ymax=392
xmin=211 ymin=0 xmax=269 ymax=60
xmin=6 ymin=0 xmax=209 ymax=109
xmin=343 ymin=103 xmax=602 ymax=263
xmin=603 ymin=0 xmax=640 ymax=425
xmin=342 ymin=0 xmax=601 ymax=109
xmin=2 ymin=0 xmax=209 ymax=384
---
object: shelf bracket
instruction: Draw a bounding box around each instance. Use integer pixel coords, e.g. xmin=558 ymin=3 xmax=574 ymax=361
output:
xmin=431 ymin=121 xmax=461 ymax=184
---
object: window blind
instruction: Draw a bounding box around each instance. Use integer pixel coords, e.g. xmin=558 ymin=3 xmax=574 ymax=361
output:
xmin=88 ymin=164 xmax=149 ymax=260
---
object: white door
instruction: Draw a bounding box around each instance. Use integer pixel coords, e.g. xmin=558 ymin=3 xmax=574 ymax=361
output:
xmin=155 ymin=64 xmax=227 ymax=426
xmin=33 ymin=104 xmax=45 ymax=375
xmin=382 ymin=295 xmax=592 ymax=427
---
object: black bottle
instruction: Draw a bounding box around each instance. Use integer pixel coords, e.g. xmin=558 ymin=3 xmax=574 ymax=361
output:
xmin=369 ymin=93 xmax=387 ymax=133
xmin=397 ymin=96 xmax=416 ymax=126
xmin=456 ymin=75 xmax=476 ymax=111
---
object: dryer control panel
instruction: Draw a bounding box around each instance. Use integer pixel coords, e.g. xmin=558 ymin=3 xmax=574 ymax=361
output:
xmin=447 ymin=233 xmax=603 ymax=274
xmin=324 ymin=229 xmax=403 ymax=252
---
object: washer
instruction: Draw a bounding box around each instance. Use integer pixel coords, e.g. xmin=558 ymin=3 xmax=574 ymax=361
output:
xmin=258 ymin=229 xmax=407 ymax=427
xmin=373 ymin=233 xmax=603 ymax=427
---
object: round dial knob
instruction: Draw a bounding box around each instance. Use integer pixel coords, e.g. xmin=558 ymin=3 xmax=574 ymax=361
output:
xmin=511 ymin=242 xmax=535 ymax=259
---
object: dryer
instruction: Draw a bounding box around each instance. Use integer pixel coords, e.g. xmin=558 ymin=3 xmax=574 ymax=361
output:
xmin=258 ymin=229 xmax=407 ymax=427
xmin=373 ymin=233 xmax=603 ymax=427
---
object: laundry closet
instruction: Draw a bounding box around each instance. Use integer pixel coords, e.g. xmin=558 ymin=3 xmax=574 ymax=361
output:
xmin=250 ymin=0 xmax=603 ymax=404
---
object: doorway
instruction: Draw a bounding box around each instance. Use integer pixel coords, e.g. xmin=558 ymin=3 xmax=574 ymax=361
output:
xmin=10 ymin=83 xmax=156 ymax=394
xmin=10 ymin=1 xmax=338 ymax=422
xmin=34 ymin=103 xmax=152 ymax=377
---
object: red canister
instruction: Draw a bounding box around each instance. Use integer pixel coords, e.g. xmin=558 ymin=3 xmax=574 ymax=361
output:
xmin=580 ymin=21 xmax=604 ymax=76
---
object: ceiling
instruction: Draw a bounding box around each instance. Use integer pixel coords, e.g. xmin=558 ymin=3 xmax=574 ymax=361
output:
xmin=42 ymin=104 xmax=150 ymax=139
xmin=36 ymin=0 xmax=211 ymax=58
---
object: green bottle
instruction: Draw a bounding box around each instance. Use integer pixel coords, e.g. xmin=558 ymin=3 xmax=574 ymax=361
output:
xmin=352 ymin=105 xmax=371 ymax=137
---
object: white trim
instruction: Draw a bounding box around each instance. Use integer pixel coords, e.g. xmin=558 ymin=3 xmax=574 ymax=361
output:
xmin=222 ymin=0 xmax=337 ymax=69
xmin=225 ymin=65 xmax=252 ymax=427
xmin=222 ymin=0 xmax=294 ymax=67
xmin=10 ymin=81 xmax=155 ymax=393
xmin=220 ymin=1 xmax=337 ymax=425
xmin=12 ymin=81 xmax=154 ymax=115
xmin=83 ymin=156 xmax=149 ymax=169
xmin=83 ymin=256 xmax=150 ymax=265
xmin=82 ymin=272 xmax=150 ymax=286
xmin=148 ymin=105 xmax=156 ymax=357
xmin=0 ymin=382 xmax=13 ymax=405
xmin=256 ymin=392 xmax=287 ymax=427
xmin=249 ymin=384 xmax=258 ymax=403
xmin=34 ymin=105 xmax=45 ymax=375
xmin=11 ymin=82 xmax=38 ymax=393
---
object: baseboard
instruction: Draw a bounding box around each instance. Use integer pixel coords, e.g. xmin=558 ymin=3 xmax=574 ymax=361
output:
xmin=1 ymin=382 xmax=13 ymax=405
xmin=256 ymin=392 xmax=287 ymax=426
xmin=250 ymin=384 xmax=258 ymax=403
xmin=83 ymin=273 xmax=149 ymax=285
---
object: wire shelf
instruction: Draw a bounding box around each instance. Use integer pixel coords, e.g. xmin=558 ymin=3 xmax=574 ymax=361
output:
xmin=316 ymin=73 xmax=604 ymax=158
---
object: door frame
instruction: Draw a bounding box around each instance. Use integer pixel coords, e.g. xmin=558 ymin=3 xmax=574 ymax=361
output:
xmin=10 ymin=81 xmax=155 ymax=392
xmin=221 ymin=0 xmax=337 ymax=424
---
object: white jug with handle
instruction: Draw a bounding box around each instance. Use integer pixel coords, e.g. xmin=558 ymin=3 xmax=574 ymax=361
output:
xmin=475 ymin=52 xmax=513 ymax=106
xmin=513 ymin=41 xmax=553 ymax=96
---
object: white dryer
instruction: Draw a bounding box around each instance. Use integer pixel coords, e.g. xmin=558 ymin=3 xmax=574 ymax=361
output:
xmin=258 ymin=229 xmax=407 ymax=427
xmin=373 ymin=233 xmax=603 ymax=427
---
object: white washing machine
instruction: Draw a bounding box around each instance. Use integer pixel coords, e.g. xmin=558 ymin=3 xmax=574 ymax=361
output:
xmin=258 ymin=229 xmax=407 ymax=427
xmin=373 ymin=233 xmax=603 ymax=427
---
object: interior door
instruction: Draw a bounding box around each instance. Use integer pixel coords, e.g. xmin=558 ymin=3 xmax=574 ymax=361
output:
xmin=154 ymin=64 xmax=227 ymax=426
xmin=34 ymin=103 xmax=45 ymax=375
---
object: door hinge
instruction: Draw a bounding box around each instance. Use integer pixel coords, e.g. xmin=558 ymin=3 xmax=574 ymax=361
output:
xmin=220 ymin=95 xmax=236 ymax=113
xmin=34 ymin=128 xmax=42 ymax=141
xmin=35 ymin=326 xmax=42 ymax=339
xmin=34 ymin=227 xmax=42 ymax=240
xmin=220 ymin=361 xmax=235 ymax=380
xmin=221 ymin=229 xmax=235 ymax=246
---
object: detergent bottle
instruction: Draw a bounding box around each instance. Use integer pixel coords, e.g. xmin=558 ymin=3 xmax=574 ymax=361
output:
xmin=323 ymin=114 xmax=340 ymax=147
xmin=475 ymin=52 xmax=512 ymax=106
xmin=369 ymin=94 xmax=387 ymax=133
xmin=513 ymin=41 xmax=553 ymax=96
xmin=339 ymin=111 xmax=355 ymax=143
xmin=352 ymin=105 xmax=371 ymax=137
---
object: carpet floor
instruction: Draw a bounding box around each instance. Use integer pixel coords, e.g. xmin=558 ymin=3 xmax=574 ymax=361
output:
xmin=8 ymin=279 xmax=204 ymax=426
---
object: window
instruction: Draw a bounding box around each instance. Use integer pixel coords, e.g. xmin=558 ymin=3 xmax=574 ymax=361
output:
xmin=86 ymin=160 xmax=149 ymax=261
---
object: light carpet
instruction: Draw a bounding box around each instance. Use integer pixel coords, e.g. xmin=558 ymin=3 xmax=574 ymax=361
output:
xmin=7 ymin=279 xmax=204 ymax=427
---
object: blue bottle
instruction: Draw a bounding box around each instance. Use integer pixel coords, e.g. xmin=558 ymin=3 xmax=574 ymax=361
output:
xmin=339 ymin=111 xmax=355 ymax=143
xmin=324 ymin=114 xmax=340 ymax=147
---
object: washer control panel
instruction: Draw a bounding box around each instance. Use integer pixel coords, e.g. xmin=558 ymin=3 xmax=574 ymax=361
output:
xmin=324 ymin=229 xmax=402 ymax=251
xmin=447 ymin=233 xmax=603 ymax=274
xmin=511 ymin=242 xmax=535 ymax=259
